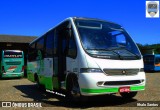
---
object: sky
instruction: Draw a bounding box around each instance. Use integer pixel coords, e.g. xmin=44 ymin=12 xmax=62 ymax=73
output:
xmin=0 ymin=0 xmax=160 ymax=45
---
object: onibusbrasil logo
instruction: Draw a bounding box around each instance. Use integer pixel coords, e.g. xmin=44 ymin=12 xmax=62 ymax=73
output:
xmin=146 ymin=1 xmax=159 ymax=18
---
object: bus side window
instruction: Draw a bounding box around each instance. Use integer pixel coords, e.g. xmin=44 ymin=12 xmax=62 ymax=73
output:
xmin=54 ymin=30 xmax=58 ymax=56
xmin=36 ymin=38 xmax=45 ymax=59
xmin=67 ymin=29 xmax=77 ymax=58
xmin=46 ymin=31 xmax=54 ymax=57
xmin=155 ymin=57 xmax=160 ymax=64
xmin=28 ymin=43 xmax=36 ymax=61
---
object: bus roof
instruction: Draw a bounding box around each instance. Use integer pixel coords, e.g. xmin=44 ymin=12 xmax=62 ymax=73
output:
xmin=72 ymin=17 xmax=121 ymax=27
xmin=30 ymin=17 xmax=122 ymax=45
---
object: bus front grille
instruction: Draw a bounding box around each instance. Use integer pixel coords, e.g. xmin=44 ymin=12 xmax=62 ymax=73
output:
xmin=103 ymin=69 xmax=139 ymax=76
xmin=104 ymin=80 xmax=141 ymax=86
xmin=6 ymin=62 xmax=21 ymax=65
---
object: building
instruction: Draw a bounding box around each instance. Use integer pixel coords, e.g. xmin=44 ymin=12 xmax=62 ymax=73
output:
xmin=0 ymin=35 xmax=37 ymax=76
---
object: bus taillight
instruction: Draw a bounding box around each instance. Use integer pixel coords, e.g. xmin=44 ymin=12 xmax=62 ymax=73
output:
xmin=21 ymin=66 xmax=25 ymax=72
xmin=2 ymin=66 xmax=5 ymax=73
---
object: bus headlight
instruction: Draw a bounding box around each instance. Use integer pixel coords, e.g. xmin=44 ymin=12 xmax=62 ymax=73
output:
xmin=80 ymin=68 xmax=103 ymax=73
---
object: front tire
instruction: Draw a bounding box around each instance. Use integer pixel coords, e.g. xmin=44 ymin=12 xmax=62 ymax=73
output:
xmin=66 ymin=75 xmax=88 ymax=102
xmin=120 ymin=92 xmax=137 ymax=99
xmin=66 ymin=76 xmax=81 ymax=102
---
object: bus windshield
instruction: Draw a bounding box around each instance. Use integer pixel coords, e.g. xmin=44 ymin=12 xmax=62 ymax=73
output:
xmin=4 ymin=50 xmax=23 ymax=58
xmin=75 ymin=19 xmax=141 ymax=60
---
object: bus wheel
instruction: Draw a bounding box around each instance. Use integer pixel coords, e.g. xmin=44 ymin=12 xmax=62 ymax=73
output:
xmin=120 ymin=92 xmax=137 ymax=99
xmin=66 ymin=76 xmax=81 ymax=102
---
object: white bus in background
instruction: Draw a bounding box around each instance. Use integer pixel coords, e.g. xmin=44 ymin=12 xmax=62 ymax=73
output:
xmin=27 ymin=17 xmax=146 ymax=101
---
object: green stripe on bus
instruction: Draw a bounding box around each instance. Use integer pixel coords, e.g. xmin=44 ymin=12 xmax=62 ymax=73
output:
xmin=81 ymin=85 xmax=145 ymax=93
xmin=44 ymin=77 xmax=53 ymax=90
xmin=81 ymin=87 xmax=118 ymax=93
xmin=130 ymin=85 xmax=145 ymax=91
xmin=27 ymin=72 xmax=35 ymax=82
xmin=39 ymin=76 xmax=53 ymax=90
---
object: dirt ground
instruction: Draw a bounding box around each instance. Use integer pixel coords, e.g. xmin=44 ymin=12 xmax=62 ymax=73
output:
xmin=0 ymin=72 xmax=160 ymax=110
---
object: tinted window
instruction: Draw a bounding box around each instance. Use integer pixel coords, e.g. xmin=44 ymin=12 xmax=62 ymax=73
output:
xmin=28 ymin=43 xmax=36 ymax=61
xmin=46 ymin=31 xmax=54 ymax=57
xmin=155 ymin=57 xmax=160 ymax=64
xmin=54 ymin=30 xmax=58 ymax=56
xmin=67 ymin=30 xmax=77 ymax=58
xmin=4 ymin=50 xmax=22 ymax=58
xmin=143 ymin=55 xmax=154 ymax=65
xmin=37 ymin=38 xmax=44 ymax=50
xmin=36 ymin=38 xmax=45 ymax=59
xmin=29 ymin=43 xmax=36 ymax=54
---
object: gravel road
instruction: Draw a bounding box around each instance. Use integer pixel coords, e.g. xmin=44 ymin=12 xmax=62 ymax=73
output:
xmin=0 ymin=72 xmax=160 ymax=110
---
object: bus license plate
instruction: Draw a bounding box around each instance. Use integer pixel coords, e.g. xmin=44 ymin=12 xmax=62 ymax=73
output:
xmin=119 ymin=87 xmax=130 ymax=93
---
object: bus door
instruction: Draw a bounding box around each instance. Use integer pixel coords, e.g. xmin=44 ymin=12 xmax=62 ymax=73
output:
xmin=53 ymin=22 xmax=69 ymax=90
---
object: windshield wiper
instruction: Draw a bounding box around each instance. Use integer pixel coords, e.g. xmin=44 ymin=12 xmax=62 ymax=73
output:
xmin=107 ymin=47 xmax=140 ymax=59
xmin=86 ymin=48 xmax=123 ymax=60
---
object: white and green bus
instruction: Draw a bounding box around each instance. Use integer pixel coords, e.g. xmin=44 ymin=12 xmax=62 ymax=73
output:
xmin=0 ymin=50 xmax=24 ymax=78
xmin=27 ymin=17 xmax=145 ymax=101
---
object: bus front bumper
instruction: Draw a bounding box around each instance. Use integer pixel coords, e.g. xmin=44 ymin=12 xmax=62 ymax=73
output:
xmin=78 ymin=72 xmax=146 ymax=96
xmin=2 ymin=72 xmax=24 ymax=78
